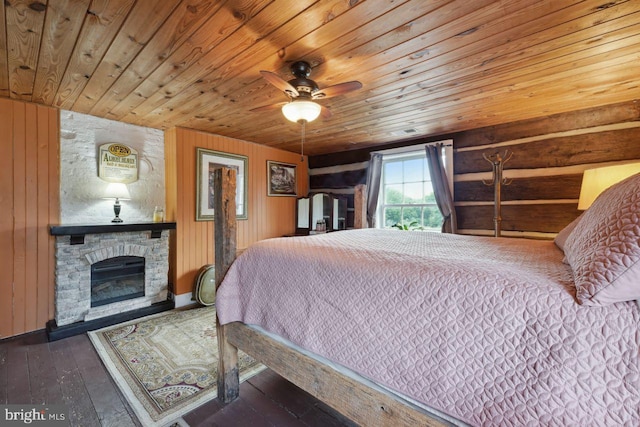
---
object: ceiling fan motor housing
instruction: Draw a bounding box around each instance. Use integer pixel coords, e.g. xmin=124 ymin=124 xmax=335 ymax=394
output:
xmin=289 ymin=61 xmax=318 ymax=94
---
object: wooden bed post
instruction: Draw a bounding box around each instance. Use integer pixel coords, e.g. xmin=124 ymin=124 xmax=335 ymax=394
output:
xmin=214 ymin=167 xmax=240 ymax=404
xmin=354 ymin=183 xmax=367 ymax=228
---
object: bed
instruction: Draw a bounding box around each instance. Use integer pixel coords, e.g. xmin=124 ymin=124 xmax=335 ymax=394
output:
xmin=212 ymin=168 xmax=640 ymax=426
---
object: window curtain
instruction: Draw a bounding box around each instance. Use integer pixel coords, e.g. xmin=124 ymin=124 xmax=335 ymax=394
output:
xmin=364 ymin=153 xmax=383 ymax=227
xmin=425 ymin=143 xmax=457 ymax=233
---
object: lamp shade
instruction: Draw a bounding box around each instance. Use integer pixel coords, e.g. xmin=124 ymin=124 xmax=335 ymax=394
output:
xmin=282 ymin=100 xmax=321 ymax=123
xmin=103 ymin=182 xmax=131 ymax=200
xmin=577 ymin=162 xmax=640 ymax=210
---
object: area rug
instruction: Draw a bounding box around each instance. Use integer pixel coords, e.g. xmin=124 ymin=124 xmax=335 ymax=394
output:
xmin=88 ymin=306 xmax=264 ymax=427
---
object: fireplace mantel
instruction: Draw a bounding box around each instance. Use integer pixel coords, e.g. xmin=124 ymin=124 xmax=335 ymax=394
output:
xmin=50 ymin=222 xmax=176 ymax=244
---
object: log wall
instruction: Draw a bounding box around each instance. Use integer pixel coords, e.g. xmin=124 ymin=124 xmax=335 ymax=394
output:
xmin=309 ymin=100 xmax=640 ymax=237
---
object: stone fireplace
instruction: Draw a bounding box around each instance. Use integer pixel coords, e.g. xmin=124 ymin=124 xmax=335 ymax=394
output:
xmin=48 ymin=222 xmax=175 ymax=339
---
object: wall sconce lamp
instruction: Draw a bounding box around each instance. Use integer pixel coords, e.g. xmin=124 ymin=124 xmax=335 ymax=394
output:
xmin=578 ymin=162 xmax=640 ymax=210
xmin=104 ymin=182 xmax=131 ymax=223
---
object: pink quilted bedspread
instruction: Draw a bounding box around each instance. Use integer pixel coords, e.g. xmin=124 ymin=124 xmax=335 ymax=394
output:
xmin=216 ymin=229 xmax=640 ymax=426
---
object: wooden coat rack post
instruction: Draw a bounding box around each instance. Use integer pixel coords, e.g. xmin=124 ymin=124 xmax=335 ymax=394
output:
xmin=482 ymin=150 xmax=513 ymax=237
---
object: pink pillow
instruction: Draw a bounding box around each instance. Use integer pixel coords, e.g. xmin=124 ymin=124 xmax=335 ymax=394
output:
xmin=563 ymin=173 xmax=640 ymax=306
xmin=554 ymin=213 xmax=583 ymax=252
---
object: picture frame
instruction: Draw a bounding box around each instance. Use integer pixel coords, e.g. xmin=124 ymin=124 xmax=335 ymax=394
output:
xmin=267 ymin=161 xmax=297 ymax=197
xmin=196 ymin=148 xmax=248 ymax=220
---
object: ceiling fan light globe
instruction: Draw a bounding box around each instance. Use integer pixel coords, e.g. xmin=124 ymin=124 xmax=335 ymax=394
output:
xmin=282 ymin=100 xmax=321 ymax=123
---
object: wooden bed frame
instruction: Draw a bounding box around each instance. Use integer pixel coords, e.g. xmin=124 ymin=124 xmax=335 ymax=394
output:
xmin=212 ymin=168 xmax=454 ymax=427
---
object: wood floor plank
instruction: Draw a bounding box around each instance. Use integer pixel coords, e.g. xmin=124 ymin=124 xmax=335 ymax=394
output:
xmin=49 ymin=335 xmax=102 ymax=427
xmin=2 ymin=330 xmax=353 ymax=427
xmin=5 ymin=341 xmax=31 ymax=404
xmin=299 ymin=401 xmax=359 ymax=427
xmin=0 ymin=343 xmax=8 ymax=404
xmin=181 ymin=393 xmax=225 ymax=424
xmin=247 ymin=368 xmax=319 ymax=418
xmin=27 ymin=341 xmax=63 ymax=405
xmin=238 ymin=381 xmax=307 ymax=426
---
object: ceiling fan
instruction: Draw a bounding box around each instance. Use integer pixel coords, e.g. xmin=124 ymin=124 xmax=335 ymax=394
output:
xmin=253 ymin=61 xmax=363 ymax=123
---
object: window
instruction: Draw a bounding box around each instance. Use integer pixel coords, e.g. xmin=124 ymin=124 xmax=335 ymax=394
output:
xmin=375 ymin=143 xmax=452 ymax=231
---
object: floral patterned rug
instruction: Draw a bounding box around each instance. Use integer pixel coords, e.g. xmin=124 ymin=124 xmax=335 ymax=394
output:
xmin=88 ymin=306 xmax=264 ymax=427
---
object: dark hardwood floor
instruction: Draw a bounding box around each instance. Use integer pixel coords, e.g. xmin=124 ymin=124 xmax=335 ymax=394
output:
xmin=0 ymin=330 xmax=356 ymax=427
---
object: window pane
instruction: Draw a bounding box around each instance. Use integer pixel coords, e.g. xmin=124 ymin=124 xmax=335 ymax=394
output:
xmin=377 ymin=147 xmax=447 ymax=231
xmin=424 ymin=181 xmax=435 ymax=203
xmin=384 ymin=162 xmax=402 ymax=184
xmin=402 ymin=207 xmax=421 ymax=228
xmin=384 ymin=207 xmax=401 ymax=227
xmin=404 ymin=182 xmax=423 ymax=203
xmin=384 ymin=184 xmax=403 ymax=203
xmin=403 ymin=158 xmax=423 ymax=182
xmin=423 ymin=206 xmax=442 ymax=230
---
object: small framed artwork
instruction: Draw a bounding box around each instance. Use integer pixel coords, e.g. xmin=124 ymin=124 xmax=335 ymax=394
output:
xmin=267 ymin=161 xmax=297 ymax=197
xmin=196 ymin=148 xmax=248 ymax=220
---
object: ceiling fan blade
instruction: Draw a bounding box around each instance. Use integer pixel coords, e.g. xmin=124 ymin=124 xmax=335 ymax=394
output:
xmin=260 ymin=70 xmax=299 ymax=97
xmin=249 ymin=102 xmax=287 ymax=113
xmin=313 ymin=81 xmax=362 ymax=99
xmin=320 ymin=105 xmax=332 ymax=119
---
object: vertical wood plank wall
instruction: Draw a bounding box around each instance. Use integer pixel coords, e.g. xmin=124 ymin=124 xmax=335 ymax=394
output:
xmin=165 ymin=127 xmax=309 ymax=297
xmin=0 ymin=99 xmax=59 ymax=338
xmin=308 ymin=100 xmax=640 ymax=237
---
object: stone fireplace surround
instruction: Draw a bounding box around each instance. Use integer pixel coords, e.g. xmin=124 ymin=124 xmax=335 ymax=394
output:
xmin=48 ymin=222 xmax=176 ymax=340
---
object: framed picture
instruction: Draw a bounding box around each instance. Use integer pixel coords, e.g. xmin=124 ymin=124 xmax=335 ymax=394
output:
xmin=267 ymin=161 xmax=297 ymax=197
xmin=196 ymin=148 xmax=248 ymax=220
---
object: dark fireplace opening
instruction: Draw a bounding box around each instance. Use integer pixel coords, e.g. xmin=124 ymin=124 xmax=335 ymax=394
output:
xmin=91 ymin=256 xmax=145 ymax=307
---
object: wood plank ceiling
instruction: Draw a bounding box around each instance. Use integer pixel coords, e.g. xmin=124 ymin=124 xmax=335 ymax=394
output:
xmin=1 ymin=0 xmax=639 ymax=156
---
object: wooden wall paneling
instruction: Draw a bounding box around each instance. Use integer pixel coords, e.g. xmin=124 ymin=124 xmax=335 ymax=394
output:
xmin=167 ymin=127 xmax=307 ymax=297
xmin=12 ymin=102 xmax=27 ymax=335
xmin=0 ymin=99 xmax=14 ymax=337
xmin=5 ymin=0 xmax=46 ymax=101
xmin=31 ymin=0 xmax=90 ymax=105
xmin=24 ymin=103 xmax=38 ymax=331
xmin=0 ymin=2 xmax=9 ymax=97
xmin=45 ymin=105 xmax=59 ymax=323
xmin=0 ymin=99 xmax=59 ymax=338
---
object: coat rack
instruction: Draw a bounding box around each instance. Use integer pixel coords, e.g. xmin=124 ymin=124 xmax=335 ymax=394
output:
xmin=482 ymin=150 xmax=513 ymax=237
